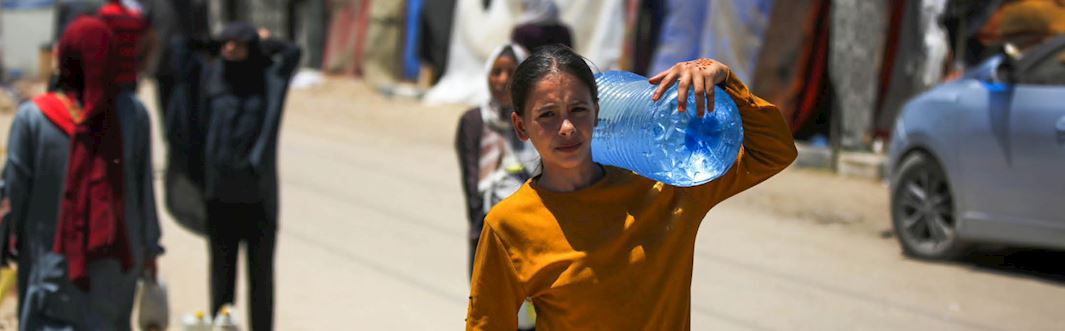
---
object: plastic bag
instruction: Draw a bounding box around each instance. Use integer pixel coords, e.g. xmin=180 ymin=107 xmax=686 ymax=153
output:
xmin=137 ymin=277 xmax=170 ymax=330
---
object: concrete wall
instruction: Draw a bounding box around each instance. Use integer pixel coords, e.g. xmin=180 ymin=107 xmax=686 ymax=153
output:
xmin=2 ymin=8 xmax=55 ymax=78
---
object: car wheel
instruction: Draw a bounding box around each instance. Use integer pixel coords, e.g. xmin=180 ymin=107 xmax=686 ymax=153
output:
xmin=891 ymin=153 xmax=967 ymax=259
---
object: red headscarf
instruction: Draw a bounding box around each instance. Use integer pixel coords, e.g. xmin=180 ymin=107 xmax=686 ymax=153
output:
xmin=97 ymin=0 xmax=148 ymax=86
xmin=33 ymin=16 xmax=133 ymax=290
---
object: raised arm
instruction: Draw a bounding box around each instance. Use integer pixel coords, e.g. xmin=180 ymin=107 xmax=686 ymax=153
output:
xmin=250 ymin=39 xmax=302 ymax=170
xmin=261 ymin=39 xmax=302 ymax=79
xmin=650 ymin=59 xmax=797 ymax=204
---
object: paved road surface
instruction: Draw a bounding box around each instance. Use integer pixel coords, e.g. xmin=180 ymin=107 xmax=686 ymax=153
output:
xmin=131 ymin=79 xmax=1065 ymax=330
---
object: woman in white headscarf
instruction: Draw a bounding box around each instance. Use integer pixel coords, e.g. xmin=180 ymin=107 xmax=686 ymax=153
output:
xmin=455 ymin=44 xmax=538 ymax=277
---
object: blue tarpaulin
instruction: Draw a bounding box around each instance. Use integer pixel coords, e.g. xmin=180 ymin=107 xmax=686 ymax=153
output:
xmin=651 ymin=0 xmax=774 ymax=83
xmin=403 ymin=0 xmax=424 ymax=80
xmin=3 ymin=0 xmax=54 ymax=10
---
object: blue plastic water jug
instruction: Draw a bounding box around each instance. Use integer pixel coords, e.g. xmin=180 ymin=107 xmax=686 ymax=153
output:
xmin=592 ymin=71 xmax=744 ymax=187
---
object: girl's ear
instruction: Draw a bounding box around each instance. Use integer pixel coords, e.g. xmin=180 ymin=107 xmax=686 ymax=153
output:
xmin=512 ymin=111 xmax=529 ymax=141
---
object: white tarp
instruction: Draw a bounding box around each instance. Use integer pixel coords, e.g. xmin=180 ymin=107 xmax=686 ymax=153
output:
xmin=650 ymin=0 xmax=774 ymax=83
xmin=423 ymin=0 xmax=625 ymax=106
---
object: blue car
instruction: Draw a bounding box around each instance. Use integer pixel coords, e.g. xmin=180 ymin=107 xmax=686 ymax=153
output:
xmin=887 ymin=36 xmax=1065 ymax=259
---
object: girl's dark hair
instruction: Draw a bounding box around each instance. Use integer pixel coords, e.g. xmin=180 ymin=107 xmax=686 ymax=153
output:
xmin=510 ymin=45 xmax=598 ymax=117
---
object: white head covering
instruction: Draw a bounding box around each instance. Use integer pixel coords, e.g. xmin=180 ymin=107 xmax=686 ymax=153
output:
xmin=475 ymin=44 xmax=539 ymax=199
xmin=518 ymin=0 xmax=561 ymax=25
xmin=480 ymin=44 xmax=529 ymax=130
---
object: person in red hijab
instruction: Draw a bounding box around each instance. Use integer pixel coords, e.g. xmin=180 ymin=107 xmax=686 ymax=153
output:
xmin=97 ymin=0 xmax=151 ymax=92
xmin=2 ymin=16 xmax=163 ymax=330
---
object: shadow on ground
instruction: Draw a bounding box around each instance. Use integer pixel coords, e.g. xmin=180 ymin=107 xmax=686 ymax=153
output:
xmin=958 ymin=248 xmax=1065 ymax=285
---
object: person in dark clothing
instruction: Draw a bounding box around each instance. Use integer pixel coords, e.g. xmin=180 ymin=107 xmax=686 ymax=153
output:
xmin=167 ymin=21 xmax=301 ymax=331
xmin=142 ymin=0 xmax=211 ymax=115
xmin=6 ymin=17 xmax=163 ymax=330
xmin=510 ymin=0 xmax=573 ymax=53
xmin=455 ymin=44 xmax=537 ymax=278
xmin=455 ymin=42 xmax=540 ymax=331
xmin=146 ymin=0 xmax=213 ymax=239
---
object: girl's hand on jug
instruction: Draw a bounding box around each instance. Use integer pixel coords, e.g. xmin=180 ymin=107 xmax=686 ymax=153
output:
xmin=649 ymin=59 xmax=730 ymax=117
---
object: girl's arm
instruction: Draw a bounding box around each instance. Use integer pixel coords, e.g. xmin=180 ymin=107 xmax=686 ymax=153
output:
xmin=466 ymin=223 xmax=525 ymax=330
xmin=650 ymin=59 xmax=798 ymax=204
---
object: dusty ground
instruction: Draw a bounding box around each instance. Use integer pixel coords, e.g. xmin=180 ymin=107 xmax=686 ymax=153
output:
xmin=0 ymin=77 xmax=1062 ymax=330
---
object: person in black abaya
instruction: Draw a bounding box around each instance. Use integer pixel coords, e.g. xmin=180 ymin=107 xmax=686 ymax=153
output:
xmin=165 ymin=22 xmax=301 ymax=331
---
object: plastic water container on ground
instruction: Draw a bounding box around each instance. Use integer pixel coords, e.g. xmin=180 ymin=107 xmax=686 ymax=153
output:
xmin=182 ymin=311 xmax=211 ymax=331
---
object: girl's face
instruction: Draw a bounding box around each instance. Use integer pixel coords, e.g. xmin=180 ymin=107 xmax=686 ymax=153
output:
xmin=488 ymin=54 xmax=519 ymax=107
xmin=512 ymin=71 xmax=598 ymax=171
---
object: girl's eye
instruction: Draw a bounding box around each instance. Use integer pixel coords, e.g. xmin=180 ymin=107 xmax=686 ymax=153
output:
xmin=572 ymin=107 xmax=587 ymax=113
xmin=538 ymin=111 xmax=555 ymax=119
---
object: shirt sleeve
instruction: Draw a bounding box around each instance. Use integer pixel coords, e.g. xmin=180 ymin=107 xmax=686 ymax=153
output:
xmin=688 ymin=68 xmax=798 ymax=206
xmin=263 ymin=39 xmax=303 ymax=79
xmin=250 ymin=40 xmax=302 ymax=170
xmin=4 ymin=104 xmax=38 ymax=244
xmin=466 ymin=223 xmax=525 ymax=331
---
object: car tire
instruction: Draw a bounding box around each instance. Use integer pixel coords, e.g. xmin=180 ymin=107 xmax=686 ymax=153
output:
xmin=891 ymin=152 xmax=968 ymax=259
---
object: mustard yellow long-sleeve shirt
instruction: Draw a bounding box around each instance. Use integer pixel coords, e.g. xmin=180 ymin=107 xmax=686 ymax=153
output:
xmin=466 ymin=70 xmax=798 ymax=331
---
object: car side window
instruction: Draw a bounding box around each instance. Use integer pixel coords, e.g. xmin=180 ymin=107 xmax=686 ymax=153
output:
xmin=1017 ymin=47 xmax=1065 ymax=86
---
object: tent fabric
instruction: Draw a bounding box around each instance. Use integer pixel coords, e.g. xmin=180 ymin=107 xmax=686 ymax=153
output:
xmin=342 ymin=0 xmax=404 ymax=86
xmin=624 ymin=0 xmax=666 ymax=75
xmin=876 ymin=0 xmax=949 ymax=139
xmin=403 ymin=0 xmax=424 ymax=80
xmin=323 ymin=0 xmax=371 ymax=75
xmin=750 ymin=0 xmax=831 ymax=133
xmin=291 ymin=0 xmax=329 ymax=69
xmin=423 ymin=0 xmax=626 ymax=106
xmin=422 ymin=0 xmax=523 ymax=106
xmin=557 ymin=0 xmax=625 ymax=71
xmin=419 ymin=0 xmax=458 ymax=83
xmin=361 ymin=0 xmax=406 ymax=86
xmin=2 ymin=0 xmax=54 ymax=10
xmin=650 ymin=0 xmax=774 ymax=83
xmin=320 ymin=0 xmax=405 ymax=85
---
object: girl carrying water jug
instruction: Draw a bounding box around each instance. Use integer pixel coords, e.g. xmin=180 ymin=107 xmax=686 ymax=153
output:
xmin=465 ymin=45 xmax=797 ymax=330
